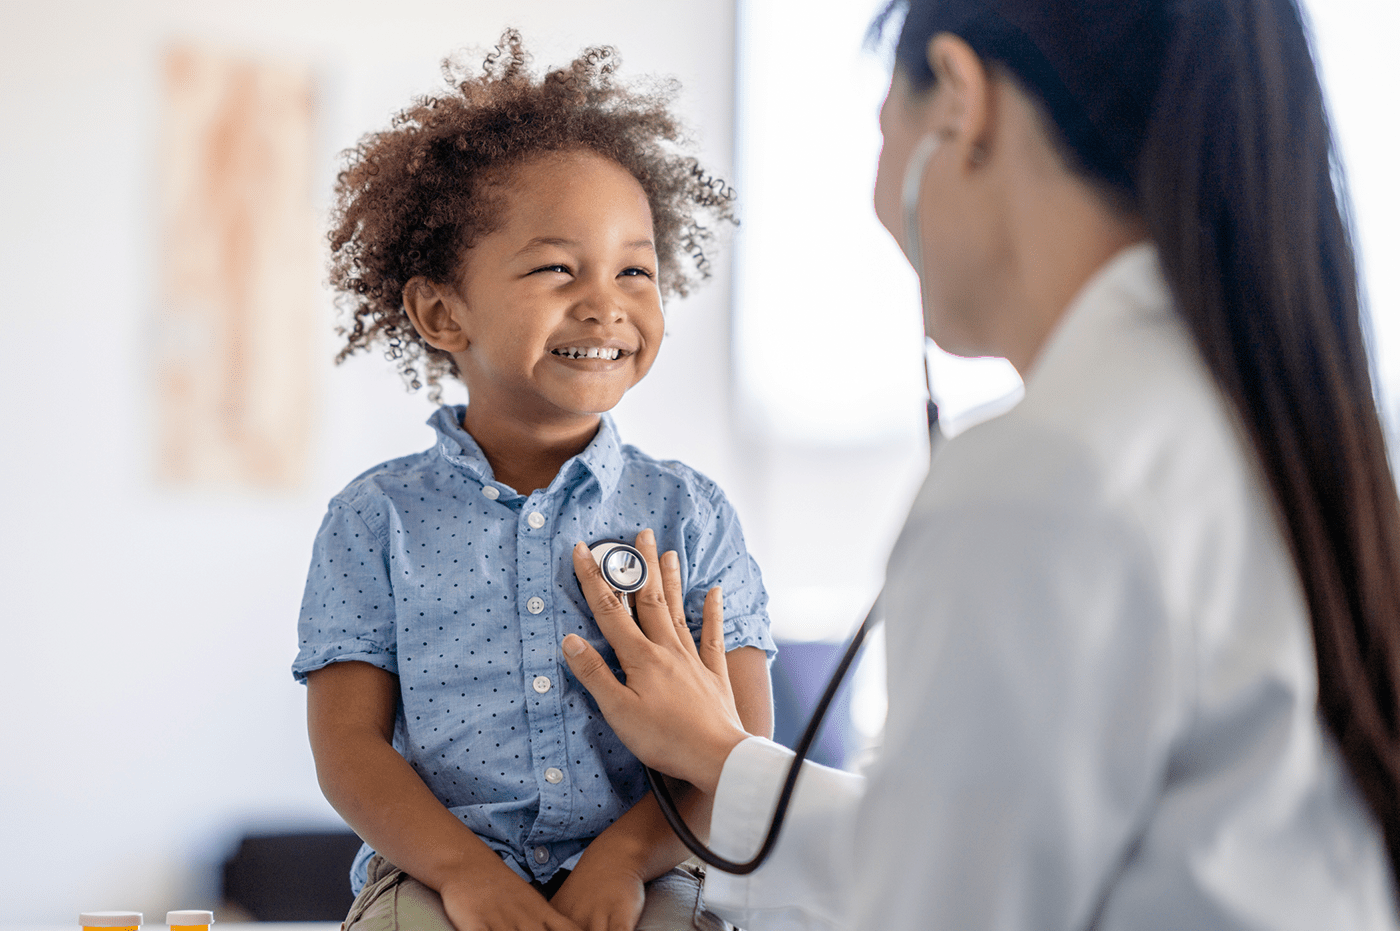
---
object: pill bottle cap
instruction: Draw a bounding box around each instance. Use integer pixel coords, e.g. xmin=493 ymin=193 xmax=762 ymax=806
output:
xmin=166 ymin=911 xmax=213 ymax=925
xmin=79 ymin=913 xmax=143 ymax=927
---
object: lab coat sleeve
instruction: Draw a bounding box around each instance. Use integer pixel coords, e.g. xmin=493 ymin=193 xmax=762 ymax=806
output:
xmin=704 ymin=737 xmax=865 ymax=931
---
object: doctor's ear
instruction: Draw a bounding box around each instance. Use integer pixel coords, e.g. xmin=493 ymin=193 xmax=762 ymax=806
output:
xmin=924 ymin=33 xmax=996 ymax=170
xmin=403 ymin=277 xmax=470 ymax=353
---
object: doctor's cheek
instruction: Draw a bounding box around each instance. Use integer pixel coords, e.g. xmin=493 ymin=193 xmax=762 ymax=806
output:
xmin=872 ymin=148 xmax=904 ymax=240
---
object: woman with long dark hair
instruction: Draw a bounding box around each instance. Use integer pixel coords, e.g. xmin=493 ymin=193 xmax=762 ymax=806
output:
xmin=559 ymin=0 xmax=1400 ymax=927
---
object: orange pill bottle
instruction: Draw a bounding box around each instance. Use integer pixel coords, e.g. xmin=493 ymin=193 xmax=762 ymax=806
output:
xmin=166 ymin=910 xmax=214 ymax=931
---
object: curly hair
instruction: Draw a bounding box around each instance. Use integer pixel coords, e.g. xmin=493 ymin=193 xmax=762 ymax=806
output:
xmin=327 ymin=29 xmax=738 ymax=400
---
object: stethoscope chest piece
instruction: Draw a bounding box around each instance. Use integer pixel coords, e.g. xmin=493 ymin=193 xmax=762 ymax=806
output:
xmin=588 ymin=540 xmax=648 ymax=595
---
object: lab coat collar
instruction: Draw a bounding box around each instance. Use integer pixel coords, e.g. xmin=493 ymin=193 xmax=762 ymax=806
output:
xmin=1022 ymin=242 xmax=1171 ymax=394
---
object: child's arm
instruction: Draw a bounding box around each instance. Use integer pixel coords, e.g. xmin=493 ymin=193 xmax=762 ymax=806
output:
xmin=306 ymin=660 xmax=583 ymax=931
xmin=549 ymin=644 xmax=773 ymax=928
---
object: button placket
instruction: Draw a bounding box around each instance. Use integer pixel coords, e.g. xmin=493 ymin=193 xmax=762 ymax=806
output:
xmin=520 ymin=500 xmax=549 ymax=618
xmin=515 ymin=493 xmax=573 ymax=837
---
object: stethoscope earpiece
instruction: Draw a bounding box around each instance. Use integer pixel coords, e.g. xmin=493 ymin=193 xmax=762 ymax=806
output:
xmin=588 ymin=540 xmax=648 ymax=595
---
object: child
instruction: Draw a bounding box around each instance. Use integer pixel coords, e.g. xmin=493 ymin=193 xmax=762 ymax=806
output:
xmin=291 ymin=31 xmax=775 ymax=931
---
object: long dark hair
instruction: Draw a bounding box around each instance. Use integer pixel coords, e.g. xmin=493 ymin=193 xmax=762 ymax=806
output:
xmin=880 ymin=0 xmax=1400 ymax=886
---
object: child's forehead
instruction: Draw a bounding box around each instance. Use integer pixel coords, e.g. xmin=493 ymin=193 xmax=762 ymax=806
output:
xmin=481 ymin=150 xmax=655 ymax=237
xmin=500 ymin=148 xmax=639 ymax=195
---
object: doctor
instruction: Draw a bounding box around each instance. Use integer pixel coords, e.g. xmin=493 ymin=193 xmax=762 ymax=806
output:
xmin=562 ymin=0 xmax=1400 ymax=928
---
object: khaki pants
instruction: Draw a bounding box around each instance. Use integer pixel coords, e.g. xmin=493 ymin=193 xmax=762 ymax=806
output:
xmin=343 ymin=855 xmax=729 ymax=931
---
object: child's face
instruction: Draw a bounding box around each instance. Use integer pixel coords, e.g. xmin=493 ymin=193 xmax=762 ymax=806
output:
xmin=445 ymin=150 xmax=664 ymax=432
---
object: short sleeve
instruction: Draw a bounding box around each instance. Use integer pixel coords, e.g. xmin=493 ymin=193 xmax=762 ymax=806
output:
xmin=292 ymin=499 xmax=399 ymax=683
xmin=684 ymin=484 xmax=776 ymax=661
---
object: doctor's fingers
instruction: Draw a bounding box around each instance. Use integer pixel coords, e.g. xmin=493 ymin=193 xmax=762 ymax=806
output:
xmin=628 ymin=530 xmax=690 ymax=651
xmin=699 ymin=586 xmax=729 ymax=679
xmin=659 ymin=550 xmax=696 ymax=653
xmin=560 ymin=632 xmax=633 ymax=716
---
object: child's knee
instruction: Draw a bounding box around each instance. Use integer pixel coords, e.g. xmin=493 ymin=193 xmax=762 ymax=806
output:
xmin=342 ymin=855 xmax=455 ymax=931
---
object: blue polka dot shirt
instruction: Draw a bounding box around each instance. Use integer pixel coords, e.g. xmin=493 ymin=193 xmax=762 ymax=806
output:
xmin=293 ymin=406 xmax=774 ymax=891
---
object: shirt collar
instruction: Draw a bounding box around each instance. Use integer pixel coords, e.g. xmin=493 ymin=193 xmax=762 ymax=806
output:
xmin=1021 ymin=242 xmax=1171 ymax=394
xmin=427 ymin=406 xmax=626 ymax=500
xmin=574 ymin=415 xmax=625 ymax=499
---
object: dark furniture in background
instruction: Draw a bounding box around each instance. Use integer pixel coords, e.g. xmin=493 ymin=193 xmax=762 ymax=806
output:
xmin=221 ymin=830 xmax=363 ymax=921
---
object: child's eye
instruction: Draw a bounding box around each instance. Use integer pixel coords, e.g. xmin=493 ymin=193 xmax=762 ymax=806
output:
xmin=619 ymin=267 xmax=655 ymax=279
xmin=531 ymin=264 xmax=571 ymax=275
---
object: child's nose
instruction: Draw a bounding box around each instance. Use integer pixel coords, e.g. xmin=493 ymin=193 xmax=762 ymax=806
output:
xmin=572 ymin=280 xmax=626 ymax=323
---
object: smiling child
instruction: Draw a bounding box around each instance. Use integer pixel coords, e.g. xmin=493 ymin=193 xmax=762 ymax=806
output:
xmin=291 ymin=31 xmax=775 ymax=931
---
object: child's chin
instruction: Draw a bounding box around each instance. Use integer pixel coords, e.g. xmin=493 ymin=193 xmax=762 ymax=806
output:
xmin=556 ymin=399 xmax=621 ymax=418
xmin=565 ymin=388 xmax=633 ymax=415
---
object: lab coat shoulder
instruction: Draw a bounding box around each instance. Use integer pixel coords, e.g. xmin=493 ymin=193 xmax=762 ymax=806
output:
xmin=917 ymin=266 xmax=1299 ymax=706
xmin=869 ymin=396 xmax=1186 ymax=930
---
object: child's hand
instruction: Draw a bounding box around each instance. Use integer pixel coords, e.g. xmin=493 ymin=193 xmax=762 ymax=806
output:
xmin=439 ymin=864 xmax=584 ymax=931
xmin=548 ymin=858 xmax=646 ymax=931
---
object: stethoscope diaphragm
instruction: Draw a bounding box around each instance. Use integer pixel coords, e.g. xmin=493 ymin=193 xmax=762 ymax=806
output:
xmin=588 ymin=540 xmax=648 ymax=595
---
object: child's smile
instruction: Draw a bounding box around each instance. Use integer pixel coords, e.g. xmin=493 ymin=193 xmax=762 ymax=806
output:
xmin=547 ymin=335 xmax=638 ymax=367
xmin=551 ymin=345 xmax=626 ymax=362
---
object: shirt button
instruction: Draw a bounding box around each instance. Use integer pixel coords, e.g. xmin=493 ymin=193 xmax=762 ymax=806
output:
xmin=526 ymin=596 xmax=545 ymax=615
xmin=527 ymin=511 xmax=546 ymax=529
xmin=482 ymin=486 xmax=500 ymax=501
xmin=533 ymin=846 xmax=550 ymax=864
xmin=544 ymin=767 xmax=564 ymax=784
xmin=532 ymin=675 xmax=552 ymax=694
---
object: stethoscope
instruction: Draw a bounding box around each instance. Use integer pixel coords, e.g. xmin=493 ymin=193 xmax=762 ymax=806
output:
xmin=579 ymin=120 xmax=941 ymax=874
xmin=587 ymin=539 xmax=880 ymax=875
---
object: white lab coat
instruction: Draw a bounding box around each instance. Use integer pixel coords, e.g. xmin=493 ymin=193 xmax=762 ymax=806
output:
xmin=703 ymin=245 xmax=1400 ymax=931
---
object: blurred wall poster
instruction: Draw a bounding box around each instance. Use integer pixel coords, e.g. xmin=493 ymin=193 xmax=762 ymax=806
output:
xmin=156 ymin=45 xmax=316 ymax=487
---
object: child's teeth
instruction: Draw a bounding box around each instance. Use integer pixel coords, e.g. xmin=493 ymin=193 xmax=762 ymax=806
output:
xmin=556 ymin=347 xmax=620 ymax=360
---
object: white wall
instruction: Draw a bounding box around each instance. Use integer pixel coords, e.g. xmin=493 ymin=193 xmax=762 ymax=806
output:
xmin=1305 ymin=0 xmax=1400 ymax=415
xmin=0 ymin=0 xmax=742 ymax=922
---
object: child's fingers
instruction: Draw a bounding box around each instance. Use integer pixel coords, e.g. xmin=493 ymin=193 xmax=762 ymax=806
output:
xmin=544 ymin=910 xmax=585 ymax=931
xmin=538 ymin=905 xmax=584 ymax=931
xmin=660 ymin=550 xmax=696 ymax=654
xmin=603 ymin=910 xmax=635 ymax=931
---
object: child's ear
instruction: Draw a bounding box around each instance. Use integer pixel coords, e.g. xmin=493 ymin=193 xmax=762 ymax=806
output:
xmin=403 ymin=277 xmax=470 ymax=352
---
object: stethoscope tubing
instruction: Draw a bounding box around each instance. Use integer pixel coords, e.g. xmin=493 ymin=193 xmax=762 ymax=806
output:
xmin=646 ymin=599 xmax=880 ymax=874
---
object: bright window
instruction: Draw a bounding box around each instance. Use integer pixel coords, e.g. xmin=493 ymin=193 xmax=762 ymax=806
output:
xmin=733 ymin=0 xmax=1398 ymax=443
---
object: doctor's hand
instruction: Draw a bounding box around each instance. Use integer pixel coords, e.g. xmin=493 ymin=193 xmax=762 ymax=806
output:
xmin=564 ymin=530 xmax=750 ymax=796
